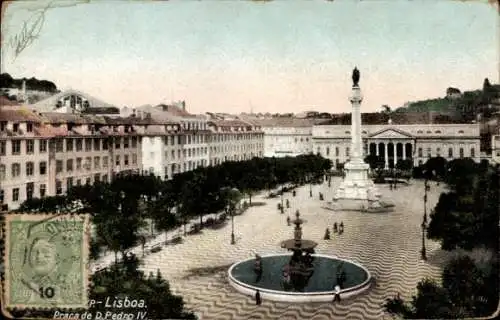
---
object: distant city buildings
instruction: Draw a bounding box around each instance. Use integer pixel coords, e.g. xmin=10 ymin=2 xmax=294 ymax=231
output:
xmin=0 ymin=88 xmax=487 ymax=211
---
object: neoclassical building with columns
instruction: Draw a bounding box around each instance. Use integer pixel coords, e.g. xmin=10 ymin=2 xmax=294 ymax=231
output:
xmin=313 ymin=117 xmax=480 ymax=169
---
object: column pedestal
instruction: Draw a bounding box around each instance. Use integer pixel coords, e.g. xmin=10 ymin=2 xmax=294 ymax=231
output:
xmin=329 ymin=85 xmax=386 ymax=211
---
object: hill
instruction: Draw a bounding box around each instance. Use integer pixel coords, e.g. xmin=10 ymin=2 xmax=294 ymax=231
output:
xmin=0 ymin=73 xmax=58 ymax=93
xmin=394 ymin=79 xmax=500 ymax=122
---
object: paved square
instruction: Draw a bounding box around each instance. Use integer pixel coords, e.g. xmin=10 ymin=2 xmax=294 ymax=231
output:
xmin=116 ymin=178 xmax=450 ymax=319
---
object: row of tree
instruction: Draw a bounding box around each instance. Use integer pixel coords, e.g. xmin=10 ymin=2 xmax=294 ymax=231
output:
xmin=0 ymin=73 xmax=58 ymax=92
xmin=384 ymin=160 xmax=499 ymax=318
xmin=13 ymin=154 xmax=331 ymax=319
xmin=19 ymin=155 xmax=332 ymax=260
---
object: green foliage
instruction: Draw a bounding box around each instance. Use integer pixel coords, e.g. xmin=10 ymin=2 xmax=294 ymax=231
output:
xmin=364 ymin=155 xmax=385 ymax=170
xmin=0 ymin=73 xmax=58 ymax=92
xmin=91 ymin=254 xmax=196 ymax=319
xmin=424 ymin=156 xmax=447 ymax=179
xmin=386 ymin=163 xmax=499 ymax=319
xmin=427 ymin=161 xmax=498 ymax=251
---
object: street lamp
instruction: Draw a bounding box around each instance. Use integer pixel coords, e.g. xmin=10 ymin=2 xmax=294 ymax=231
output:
xmin=421 ymin=175 xmax=429 ymax=260
xmin=309 ymin=174 xmax=313 ymax=198
xmin=226 ymin=187 xmax=239 ymax=245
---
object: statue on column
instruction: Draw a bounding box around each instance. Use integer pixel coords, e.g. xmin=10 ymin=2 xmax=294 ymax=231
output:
xmin=352 ymin=67 xmax=360 ymax=87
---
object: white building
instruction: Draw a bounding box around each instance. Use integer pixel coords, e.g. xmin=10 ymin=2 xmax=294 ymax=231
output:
xmin=313 ymin=123 xmax=480 ymax=169
xmin=241 ymin=117 xmax=322 ymax=157
xmin=207 ymin=119 xmax=264 ymax=165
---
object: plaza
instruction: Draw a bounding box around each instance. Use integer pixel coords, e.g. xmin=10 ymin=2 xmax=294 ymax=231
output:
xmin=94 ymin=177 xmax=448 ymax=320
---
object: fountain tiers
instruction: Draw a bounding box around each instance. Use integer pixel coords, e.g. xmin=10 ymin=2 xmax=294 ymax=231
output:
xmin=228 ymin=211 xmax=372 ymax=302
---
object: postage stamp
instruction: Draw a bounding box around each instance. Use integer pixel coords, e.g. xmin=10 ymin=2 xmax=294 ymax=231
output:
xmin=3 ymin=213 xmax=90 ymax=310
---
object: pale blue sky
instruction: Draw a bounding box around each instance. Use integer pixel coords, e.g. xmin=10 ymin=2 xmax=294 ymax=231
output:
xmin=1 ymin=0 xmax=498 ymax=114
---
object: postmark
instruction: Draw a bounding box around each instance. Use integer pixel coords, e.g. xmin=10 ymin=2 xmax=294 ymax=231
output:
xmin=3 ymin=213 xmax=90 ymax=310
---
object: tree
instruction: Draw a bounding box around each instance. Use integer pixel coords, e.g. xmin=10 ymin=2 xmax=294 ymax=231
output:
xmin=424 ymin=156 xmax=447 ymax=179
xmin=444 ymin=158 xmax=477 ymax=195
xmin=395 ymin=158 xmax=413 ymax=172
xmin=442 ymin=256 xmax=484 ymax=315
xmin=91 ymin=254 xmax=196 ymax=319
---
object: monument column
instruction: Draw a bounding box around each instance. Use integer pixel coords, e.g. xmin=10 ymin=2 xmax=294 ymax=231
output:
xmin=349 ymin=84 xmax=364 ymax=164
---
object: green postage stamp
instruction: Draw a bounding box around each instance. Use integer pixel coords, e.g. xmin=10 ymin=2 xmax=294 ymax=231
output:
xmin=3 ymin=214 xmax=90 ymax=309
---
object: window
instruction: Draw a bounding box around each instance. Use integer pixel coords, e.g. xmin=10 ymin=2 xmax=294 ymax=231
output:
xmin=26 ymin=140 xmax=34 ymax=154
xmin=124 ymin=155 xmax=129 ymax=166
xmin=326 ymin=147 xmax=330 ymax=156
xmin=132 ymin=154 xmax=137 ymax=165
xmin=115 ymin=155 xmax=120 ymax=166
xmin=458 ymin=130 xmax=464 ymax=134
xmin=0 ymin=141 xmax=5 ymax=156
xmin=346 ymin=147 xmax=350 ymax=157
xmin=115 ymin=138 xmax=121 ymax=149
xmin=76 ymin=139 xmax=83 ymax=151
xmin=0 ymin=164 xmax=5 ymax=180
xmin=39 ymin=184 xmax=46 ymax=198
xmin=93 ymin=138 xmax=101 ymax=151
xmin=12 ymin=140 xmax=21 ymax=155
xmin=66 ymin=139 xmax=74 ymax=151
xmin=124 ymin=138 xmax=129 ymax=148
xmin=427 ymin=147 xmax=431 ymax=158
xmin=56 ymin=180 xmax=62 ymax=195
xmin=13 ymin=123 xmax=19 ymax=132
xmin=132 ymin=137 xmax=137 ymax=148
xmin=85 ymin=177 xmax=91 ymax=185
xmin=470 ymin=148 xmax=475 ymax=158
xmin=12 ymin=188 xmax=19 ymax=202
xmin=39 ymin=161 xmax=47 ymax=175
xmin=85 ymin=138 xmax=92 ymax=151
xmin=76 ymin=179 xmax=82 ymax=186
xmin=39 ymin=139 xmax=47 ymax=152
xmin=0 ymin=121 xmax=6 ymax=132
xmin=76 ymin=158 xmax=82 ymax=170
xmin=56 ymin=160 xmax=63 ymax=173
xmin=85 ymin=157 xmax=92 ymax=171
xmin=0 ymin=189 xmax=3 ymax=204
xmin=11 ymin=163 xmax=20 ymax=177
xmin=448 ymin=148 xmax=453 ymax=158
xmin=418 ymin=148 xmax=423 ymax=157
xmin=102 ymin=174 xmax=108 ymax=183
xmin=436 ymin=148 xmax=441 ymax=157
xmin=66 ymin=177 xmax=73 ymax=192
xmin=94 ymin=174 xmax=100 ymax=183
xmin=94 ymin=157 xmax=100 ymax=169
xmin=459 ymin=148 xmax=464 ymax=158
xmin=67 ymin=159 xmax=74 ymax=172
xmin=435 ymin=130 xmax=441 ymax=134
xmin=26 ymin=162 xmax=34 ymax=176
xmin=55 ymin=139 xmax=64 ymax=152
xmin=103 ymin=156 xmax=108 ymax=168
xmin=26 ymin=182 xmax=34 ymax=200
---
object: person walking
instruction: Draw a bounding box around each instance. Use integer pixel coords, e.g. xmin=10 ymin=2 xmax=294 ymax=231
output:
xmin=255 ymin=289 xmax=262 ymax=305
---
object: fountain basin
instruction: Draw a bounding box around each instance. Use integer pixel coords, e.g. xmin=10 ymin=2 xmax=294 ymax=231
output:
xmin=228 ymin=253 xmax=372 ymax=303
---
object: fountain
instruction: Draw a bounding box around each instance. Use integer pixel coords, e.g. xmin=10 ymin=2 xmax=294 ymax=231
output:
xmin=228 ymin=211 xmax=372 ymax=302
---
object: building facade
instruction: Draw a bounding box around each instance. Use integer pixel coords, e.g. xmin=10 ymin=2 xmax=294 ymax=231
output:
xmin=242 ymin=118 xmax=320 ymax=157
xmin=0 ymin=107 xmax=144 ymax=211
xmin=313 ymin=123 xmax=480 ymax=169
xmin=207 ymin=119 xmax=264 ymax=165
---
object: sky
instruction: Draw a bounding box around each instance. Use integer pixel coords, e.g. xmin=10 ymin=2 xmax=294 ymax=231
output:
xmin=1 ymin=0 xmax=498 ymax=114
